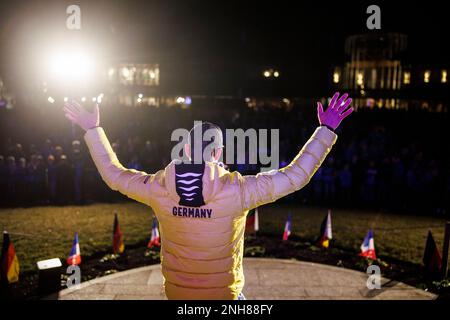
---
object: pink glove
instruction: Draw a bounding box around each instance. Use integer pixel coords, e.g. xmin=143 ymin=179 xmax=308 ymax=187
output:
xmin=317 ymin=92 xmax=354 ymax=131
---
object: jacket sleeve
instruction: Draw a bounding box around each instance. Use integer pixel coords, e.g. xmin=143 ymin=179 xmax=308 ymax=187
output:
xmin=239 ymin=126 xmax=337 ymax=211
xmin=84 ymin=127 xmax=153 ymax=205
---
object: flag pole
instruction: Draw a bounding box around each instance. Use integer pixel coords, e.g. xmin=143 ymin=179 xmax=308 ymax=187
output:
xmin=442 ymin=221 xmax=450 ymax=279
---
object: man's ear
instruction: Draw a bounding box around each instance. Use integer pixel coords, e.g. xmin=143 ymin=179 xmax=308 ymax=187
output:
xmin=184 ymin=144 xmax=191 ymax=159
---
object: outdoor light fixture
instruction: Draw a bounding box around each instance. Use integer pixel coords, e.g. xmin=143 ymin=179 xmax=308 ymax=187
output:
xmin=37 ymin=258 xmax=62 ymax=295
xmin=424 ymin=70 xmax=431 ymax=83
xmin=263 ymin=69 xmax=280 ymax=78
xmin=97 ymin=93 xmax=104 ymax=104
xmin=333 ymin=72 xmax=340 ymax=84
xmin=357 ymin=73 xmax=364 ymax=86
xmin=176 ymin=96 xmax=185 ymax=104
xmin=441 ymin=70 xmax=447 ymax=83
xmin=403 ymin=72 xmax=411 ymax=84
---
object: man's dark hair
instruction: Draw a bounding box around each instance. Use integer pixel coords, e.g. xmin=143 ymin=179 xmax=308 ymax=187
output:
xmin=188 ymin=122 xmax=223 ymax=162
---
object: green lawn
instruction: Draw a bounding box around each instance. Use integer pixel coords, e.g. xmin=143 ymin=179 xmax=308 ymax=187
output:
xmin=259 ymin=204 xmax=446 ymax=265
xmin=0 ymin=202 xmax=447 ymax=274
xmin=0 ymin=203 xmax=154 ymax=273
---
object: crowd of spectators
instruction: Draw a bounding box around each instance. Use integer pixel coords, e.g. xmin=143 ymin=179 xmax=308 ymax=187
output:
xmin=0 ymin=100 xmax=449 ymax=216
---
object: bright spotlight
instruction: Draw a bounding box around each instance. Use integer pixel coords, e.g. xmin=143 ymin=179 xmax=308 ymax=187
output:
xmin=48 ymin=49 xmax=94 ymax=82
xmin=273 ymin=71 xmax=280 ymax=77
xmin=263 ymin=70 xmax=271 ymax=78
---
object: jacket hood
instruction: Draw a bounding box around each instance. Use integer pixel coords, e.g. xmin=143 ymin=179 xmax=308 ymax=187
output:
xmin=164 ymin=160 xmax=230 ymax=205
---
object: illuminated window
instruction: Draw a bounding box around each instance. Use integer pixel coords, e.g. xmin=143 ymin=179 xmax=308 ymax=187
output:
xmin=357 ymin=73 xmax=364 ymax=86
xmin=424 ymin=70 xmax=431 ymax=83
xmin=442 ymin=70 xmax=447 ymax=83
xmin=403 ymin=72 xmax=411 ymax=84
xmin=121 ymin=67 xmax=133 ymax=83
xmin=116 ymin=64 xmax=159 ymax=86
xmin=333 ymin=72 xmax=340 ymax=84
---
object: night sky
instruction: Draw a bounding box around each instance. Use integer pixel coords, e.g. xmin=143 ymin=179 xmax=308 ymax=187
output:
xmin=0 ymin=0 xmax=449 ymax=96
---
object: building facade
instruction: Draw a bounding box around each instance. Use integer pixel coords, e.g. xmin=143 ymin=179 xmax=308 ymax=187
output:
xmin=332 ymin=33 xmax=449 ymax=112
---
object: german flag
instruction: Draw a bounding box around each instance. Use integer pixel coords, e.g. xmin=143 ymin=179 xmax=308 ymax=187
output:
xmin=317 ymin=210 xmax=333 ymax=248
xmin=423 ymin=230 xmax=442 ymax=277
xmin=112 ymin=213 xmax=125 ymax=254
xmin=0 ymin=231 xmax=20 ymax=284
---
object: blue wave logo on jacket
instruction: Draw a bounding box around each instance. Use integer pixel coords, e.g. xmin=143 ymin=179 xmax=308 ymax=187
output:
xmin=175 ymin=163 xmax=205 ymax=207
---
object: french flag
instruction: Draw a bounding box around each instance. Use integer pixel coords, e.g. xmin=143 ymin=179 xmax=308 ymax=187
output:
xmin=67 ymin=232 xmax=81 ymax=266
xmin=282 ymin=213 xmax=292 ymax=241
xmin=360 ymin=229 xmax=377 ymax=260
xmin=147 ymin=217 xmax=161 ymax=248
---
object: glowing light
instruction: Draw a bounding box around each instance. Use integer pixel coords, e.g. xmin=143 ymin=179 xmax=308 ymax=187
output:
xmin=424 ymin=70 xmax=431 ymax=83
xmin=48 ymin=49 xmax=94 ymax=82
xmin=245 ymin=97 xmax=251 ymax=103
xmin=108 ymin=68 xmax=115 ymax=77
xmin=176 ymin=96 xmax=185 ymax=104
xmin=137 ymin=98 xmax=143 ymax=103
xmin=138 ymin=93 xmax=143 ymax=98
xmin=92 ymin=97 xmax=97 ymax=102
xmin=333 ymin=72 xmax=340 ymax=84
xmin=185 ymin=96 xmax=192 ymax=105
xmin=48 ymin=96 xmax=55 ymax=104
xmin=97 ymin=93 xmax=104 ymax=104
xmin=149 ymin=71 xmax=156 ymax=79
xmin=273 ymin=71 xmax=280 ymax=78
xmin=403 ymin=72 xmax=411 ymax=84
xmin=64 ymin=97 xmax=69 ymax=102
xmin=357 ymin=73 xmax=364 ymax=86
xmin=81 ymin=97 xmax=86 ymax=102
xmin=263 ymin=70 xmax=271 ymax=78
xmin=442 ymin=70 xmax=447 ymax=83
xmin=121 ymin=67 xmax=130 ymax=78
